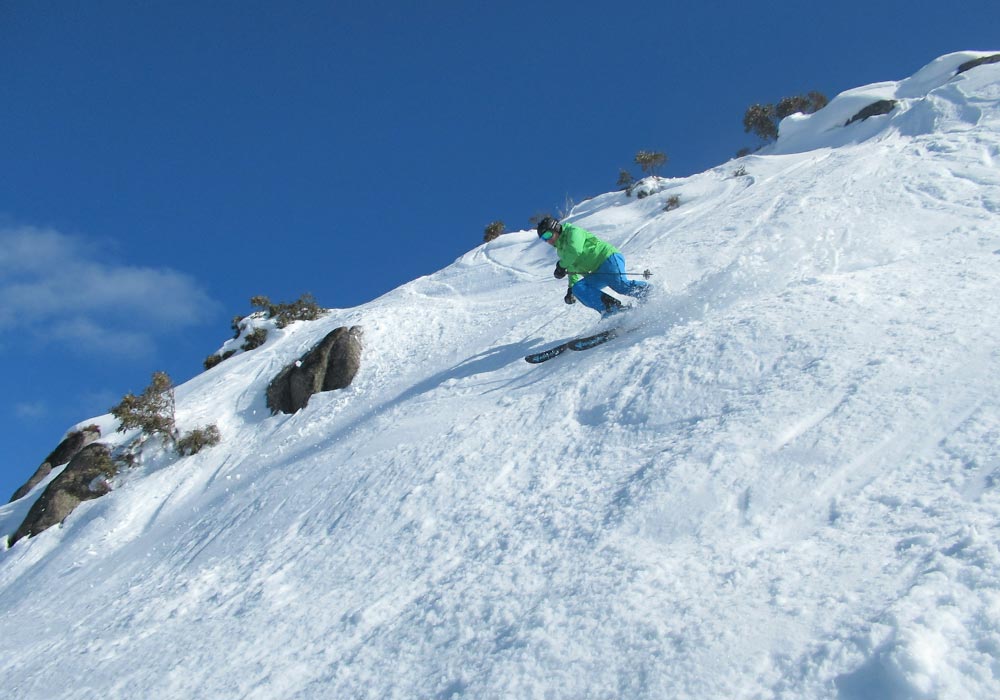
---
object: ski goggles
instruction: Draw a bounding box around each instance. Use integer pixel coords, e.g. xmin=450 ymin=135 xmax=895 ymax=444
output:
xmin=539 ymin=230 xmax=554 ymax=241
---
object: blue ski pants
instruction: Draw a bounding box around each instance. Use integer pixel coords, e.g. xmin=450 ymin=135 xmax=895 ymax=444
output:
xmin=570 ymin=253 xmax=649 ymax=313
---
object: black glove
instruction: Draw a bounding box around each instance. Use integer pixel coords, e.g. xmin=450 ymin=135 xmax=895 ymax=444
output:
xmin=553 ymin=263 xmax=567 ymax=280
xmin=564 ymin=289 xmax=576 ymax=304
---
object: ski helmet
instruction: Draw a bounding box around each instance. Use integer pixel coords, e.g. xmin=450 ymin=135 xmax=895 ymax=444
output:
xmin=536 ymin=216 xmax=558 ymax=237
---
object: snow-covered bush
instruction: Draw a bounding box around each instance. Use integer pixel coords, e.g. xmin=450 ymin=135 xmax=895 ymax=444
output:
xmin=241 ymin=327 xmax=269 ymax=351
xmin=617 ymin=168 xmax=635 ymax=195
xmin=176 ymin=425 xmax=222 ymax=456
xmin=743 ymin=92 xmax=828 ymax=144
xmin=250 ymin=293 xmax=324 ymax=329
xmin=110 ymin=371 xmax=176 ymax=439
xmin=111 ymin=371 xmax=221 ymax=460
xmin=204 ymin=349 xmax=236 ymax=371
xmin=205 ymin=294 xmax=323 ymax=370
xmin=483 ymin=220 xmax=505 ymax=243
xmin=634 ymin=150 xmax=667 ymax=176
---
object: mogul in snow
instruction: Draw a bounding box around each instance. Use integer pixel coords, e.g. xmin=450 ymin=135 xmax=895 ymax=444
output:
xmin=536 ymin=216 xmax=649 ymax=317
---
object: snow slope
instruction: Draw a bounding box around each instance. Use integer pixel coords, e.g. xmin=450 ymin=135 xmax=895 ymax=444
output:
xmin=2 ymin=51 xmax=1000 ymax=699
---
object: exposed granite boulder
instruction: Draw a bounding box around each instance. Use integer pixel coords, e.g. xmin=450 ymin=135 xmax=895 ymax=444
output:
xmin=9 ymin=425 xmax=102 ymax=503
xmin=9 ymin=443 xmax=116 ymax=546
xmin=957 ymin=53 xmax=1000 ymax=75
xmin=266 ymin=326 xmax=363 ymax=414
xmin=845 ymin=99 xmax=897 ymax=127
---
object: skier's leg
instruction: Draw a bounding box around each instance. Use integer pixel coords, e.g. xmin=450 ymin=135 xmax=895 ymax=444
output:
xmin=569 ymin=277 xmax=607 ymax=313
xmin=601 ymin=253 xmax=649 ymax=299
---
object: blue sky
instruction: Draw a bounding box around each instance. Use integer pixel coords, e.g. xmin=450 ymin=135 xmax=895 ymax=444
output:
xmin=1 ymin=0 xmax=997 ymax=501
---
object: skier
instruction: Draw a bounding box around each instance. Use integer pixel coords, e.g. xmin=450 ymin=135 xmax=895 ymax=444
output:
xmin=536 ymin=216 xmax=649 ymax=317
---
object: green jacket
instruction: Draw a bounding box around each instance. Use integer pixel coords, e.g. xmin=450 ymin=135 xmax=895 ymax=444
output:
xmin=556 ymin=222 xmax=618 ymax=286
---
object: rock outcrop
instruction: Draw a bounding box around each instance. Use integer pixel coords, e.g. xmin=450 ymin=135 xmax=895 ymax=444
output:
xmin=10 ymin=443 xmax=116 ymax=546
xmin=957 ymin=53 xmax=1000 ymax=75
xmin=8 ymin=426 xmax=102 ymax=503
xmin=266 ymin=326 xmax=363 ymax=414
xmin=845 ymin=99 xmax=897 ymax=126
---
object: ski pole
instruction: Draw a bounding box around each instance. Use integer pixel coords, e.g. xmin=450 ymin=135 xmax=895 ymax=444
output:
xmin=571 ymin=269 xmax=654 ymax=279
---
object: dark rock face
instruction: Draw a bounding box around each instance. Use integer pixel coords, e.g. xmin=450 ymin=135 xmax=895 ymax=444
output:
xmin=266 ymin=326 xmax=363 ymax=415
xmin=9 ymin=426 xmax=102 ymax=503
xmin=845 ymin=100 xmax=897 ymax=127
xmin=10 ymin=443 xmax=116 ymax=546
xmin=957 ymin=54 xmax=1000 ymax=75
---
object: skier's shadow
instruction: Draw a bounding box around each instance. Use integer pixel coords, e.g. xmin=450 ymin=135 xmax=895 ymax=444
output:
xmin=393 ymin=339 xmax=544 ymax=405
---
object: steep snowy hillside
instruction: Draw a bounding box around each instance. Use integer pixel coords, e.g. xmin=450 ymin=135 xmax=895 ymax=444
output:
xmin=2 ymin=51 xmax=1000 ymax=699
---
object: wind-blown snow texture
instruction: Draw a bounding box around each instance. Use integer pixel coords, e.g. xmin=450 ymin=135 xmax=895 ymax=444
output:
xmin=3 ymin=52 xmax=1000 ymax=699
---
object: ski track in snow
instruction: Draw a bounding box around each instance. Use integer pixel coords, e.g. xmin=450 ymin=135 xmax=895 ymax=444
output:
xmin=2 ymin=51 xmax=1000 ymax=699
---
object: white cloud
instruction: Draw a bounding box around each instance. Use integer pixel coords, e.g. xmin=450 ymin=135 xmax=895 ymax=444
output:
xmin=14 ymin=401 xmax=47 ymax=419
xmin=0 ymin=225 xmax=219 ymax=355
xmin=49 ymin=317 xmax=158 ymax=358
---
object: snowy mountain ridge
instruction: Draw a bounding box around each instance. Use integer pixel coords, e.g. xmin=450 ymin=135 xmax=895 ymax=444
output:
xmin=2 ymin=51 xmax=1000 ymax=699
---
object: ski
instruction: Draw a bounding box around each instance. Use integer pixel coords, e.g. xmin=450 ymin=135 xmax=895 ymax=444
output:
xmin=524 ymin=329 xmax=619 ymax=364
xmin=569 ymin=329 xmax=618 ymax=351
xmin=524 ymin=343 xmax=570 ymax=364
